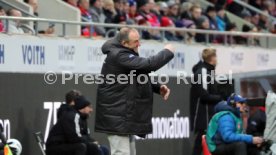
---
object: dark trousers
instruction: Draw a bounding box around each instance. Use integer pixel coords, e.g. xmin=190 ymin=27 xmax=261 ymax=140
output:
xmin=99 ymin=145 xmax=110 ymax=155
xmin=46 ymin=143 xmax=87 ymax=155
xmin=212 ymin=142 xmax=247 ymax=155
xmin=192 ymin=130 xmax=205 ymax=155
xmin=86 ymin=142 xmax=101 ymax=155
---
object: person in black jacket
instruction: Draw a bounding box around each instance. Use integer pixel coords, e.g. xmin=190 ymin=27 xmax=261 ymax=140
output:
xmin=57 ymin=89 xmax=81 ymax=119
xmin=190 ymin=48 xmax=222 ymax=155
xmin=46 ymin=96 xmax=100 ymax=155
xmin=95 ymin=27 xmax=175 ymax=155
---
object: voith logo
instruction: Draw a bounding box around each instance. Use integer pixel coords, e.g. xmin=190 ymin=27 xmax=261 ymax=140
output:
xmin=0 ymin=44 xmax=4 ymax=64
xmin=22 ymin=45 xmax=45 ymax=65
xmin=59 ymin=45 xmax=75 ymax=61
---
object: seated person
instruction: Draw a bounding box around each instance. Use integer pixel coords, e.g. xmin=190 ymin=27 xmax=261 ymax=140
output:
xmin=6 ymin=9 xmax=25 ymax=34
xmin=74 ymin=96 xmax=109 ymax=155
xmin=46 ymin=95 xmax=109 ymax=155
xmin=57 ymin=89 xmax=81 ymax=119
xmin=206 ymin=94 xmax=264 ymax=155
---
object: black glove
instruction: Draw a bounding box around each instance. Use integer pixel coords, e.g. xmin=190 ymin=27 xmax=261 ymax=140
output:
xmin=261 ymin=139 xmax=274 ymax=153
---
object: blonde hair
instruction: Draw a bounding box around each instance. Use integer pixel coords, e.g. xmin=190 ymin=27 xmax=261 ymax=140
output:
xmin=202 ymin=48 xmax=216 ymax=62
xmin=103 ymin=0 xmax=116 ymax=14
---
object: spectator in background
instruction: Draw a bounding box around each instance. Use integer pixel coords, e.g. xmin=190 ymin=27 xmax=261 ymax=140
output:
xmin=206 ymin=6 xmax=218 ymax=30
xmin=259 ymin=9 xmax=269 ymax=30
xmin=0 ymin=6 xmax=6 ymax=33
xmin=266 ymin=0 xmax=276 ymax=17
xmin=174 ymin=19 xmax=196 ymax=43
xmin=215 ymin=5 xmax=229 ymax=31
xmin=136 ymin=0 xmax=160 ymax=27
xmin=160 ymin=16 xmax=178 ymax=41
xmin=167 ymin=1 xmax=180 ymax=24
xmin=89 ymin=0 xmax=106 ymax=37
xmin=24 ymin=0 xmax=55 ymax=35
xmin=103 ymin=0 xmax=116 ymax=24
xmin=122 ymin=0 xmax=136 ymax=24
xmin=184 ymin=4 xmax=202 ymax=28
xmin=113 ymin=0 xmax=127 ymax=24
xmin=102 ymin=0 xmax=116 ymax=37
xmin=179 ymin=2 xmax=193 ymax=20
xmin=225 ymin=22 xmax=238 ymax=44
xmin=183 ymin=19 xmax=196 ymax=44
xmin=157 ymin=2 xmax=169 ymax=17
xmin=195 ymin=16 xmax=212 ymax=43
xmin=122 ymin=0 xmax=130 ymax=19
xmin=136 ymin=0 xmax=161 ymax=40
xmin=241 ymin=9 xmax=252 ymax=24
xmin=78 ymin=0 xmax=95 ymax=37
xmin=24 ymin=0 xmax=38 ymax=16
xmin=226 ymin=23 xmax=237 ymax=32
xmin=251 ymin=13 xmax=261 ymax=31
xmin=234 ymin=24 xmax=259 ymax=45
xmin=128 ymin=0 xmax=137 ymax=20
xmin=148 ymin=0 xmax=159 ymax=18
xmin=6 ymin=9 xmax=24 ymax=34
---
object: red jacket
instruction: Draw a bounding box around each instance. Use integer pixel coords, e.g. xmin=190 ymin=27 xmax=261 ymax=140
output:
xmin=0 ymin=21 xmax=4 ymax=32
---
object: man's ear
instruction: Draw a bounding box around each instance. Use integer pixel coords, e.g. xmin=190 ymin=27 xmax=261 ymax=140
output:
xmin=121 ymin=41 xmax=127 ymax=45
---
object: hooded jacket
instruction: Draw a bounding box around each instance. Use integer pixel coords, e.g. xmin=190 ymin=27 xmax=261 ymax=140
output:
xmin=95 ymin=38 xmax=174 ymax=135
xmin=207 ymin=101 xmax=253 ymax=152
xmin=46 ymin=109 xmax=94 ymax=148
xmin=190 ymin=61 xmax=222 ymax=132
xmin=57 ymin=104 xmax=74 ymax=120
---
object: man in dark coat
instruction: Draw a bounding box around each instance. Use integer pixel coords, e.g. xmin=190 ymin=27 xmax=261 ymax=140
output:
xmin=190 ymin=48 xmax=222 ymax=155
xmin=95 ymin=27 xmax=175 ymax=155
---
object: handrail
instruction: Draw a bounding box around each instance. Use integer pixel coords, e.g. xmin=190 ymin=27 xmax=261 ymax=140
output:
xmin=233 ymin=0 xmax=276 ymax=22
xmin=1 ymin=16 xmax=276 ymax=38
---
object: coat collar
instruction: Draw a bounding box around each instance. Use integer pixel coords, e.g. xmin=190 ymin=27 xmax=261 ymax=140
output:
xmin=203 ymin=61 xmax=215 ymax=71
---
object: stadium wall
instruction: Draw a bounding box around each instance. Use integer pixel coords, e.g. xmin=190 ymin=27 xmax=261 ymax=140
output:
xmin=0 ymin=34 xmax=275 ymax=155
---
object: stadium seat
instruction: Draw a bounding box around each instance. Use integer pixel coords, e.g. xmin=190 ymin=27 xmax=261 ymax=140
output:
xmin=202 ymin=135 xmax=212 ymax=155
xmin=34 ymin=132 xmax=46 ymax=155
